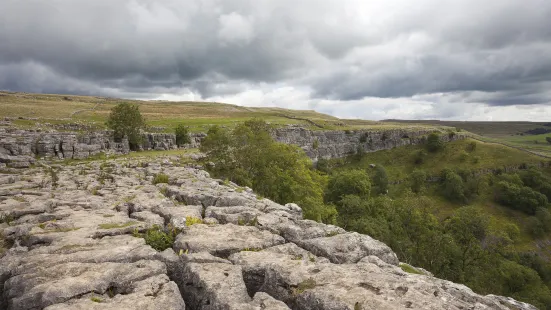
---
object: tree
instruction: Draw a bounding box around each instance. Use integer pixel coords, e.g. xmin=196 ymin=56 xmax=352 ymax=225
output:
xmin=200 ymin=119 xmax=335 ymax=222
xmin=175 ymin=124 xmax=191 ymax=146
xmin=325 ymin=169 xmax=371 ymax=204
xmin=427 ymin=133 xmax=444 ymax=152
xmin=409 ymin=170 xmax=427 ymax=193
xmin=440 ymin=169 xmax=466 ymax=203
xmin=372 ymin=165 xmax=389 ymax=195
xmin=106 ymin=103 xmax=146 ymax=150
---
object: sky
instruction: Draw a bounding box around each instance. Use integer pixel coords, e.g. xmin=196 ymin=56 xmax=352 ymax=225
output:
xmin=1 ymin=0 xmax=551 ymax=121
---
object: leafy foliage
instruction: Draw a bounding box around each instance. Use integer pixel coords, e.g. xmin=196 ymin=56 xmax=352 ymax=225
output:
xmin=426 ymin=133 xmax=444 ymax=153
xmin=372 ymin=165 xmax=389 ymax=195
xmin=106 ymin=103 xmax=146 ymax=150
xmin=325 ymin=169 xmax=371 ymax=204
xmin=175 ymin=124 xmax=191 ymax=146
xmin=152 ymin=173 xmax=169 ymax=185
xmin=200 ymin=119 xmax=335 ymax=222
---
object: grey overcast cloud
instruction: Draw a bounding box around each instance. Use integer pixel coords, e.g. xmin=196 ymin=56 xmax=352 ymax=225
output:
xmin=1 ymin=0 xmax=551 ymax=121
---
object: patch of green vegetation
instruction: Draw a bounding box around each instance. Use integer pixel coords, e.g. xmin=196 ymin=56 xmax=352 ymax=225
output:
xmin=102 ymin=214 xmax=115 ymax=218
xmin=137 ymin=225 xmax=179 ymax=251
xmin=186 ymin=216 xmax=203 ymax=226
xmin=338 ymin=139 xmax=545 ymax=181
xmin=291 ymin=278 xmax=317 ymax=295
xmin=152 ymin=173 xmax=169 ymax=185
xmin=242 ymin=247 xmax=262 ymax=252
xmin=399 ymin=263 xmax=423 ymax=275
xmin=90 ymin=296 xmax=102 ymax=303
xmin=98 ymin=221 xmax=138 ymax=229
xmin=237 ymin=216 xmax=258 ymax=226
xmin=34 ymin=227 xmax=81 ymax=234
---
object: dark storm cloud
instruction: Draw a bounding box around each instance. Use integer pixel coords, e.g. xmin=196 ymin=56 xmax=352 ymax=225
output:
xmin=1 ymin=0 xmax=551 ymax=113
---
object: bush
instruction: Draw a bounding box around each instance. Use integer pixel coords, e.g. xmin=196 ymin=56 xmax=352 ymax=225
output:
xmin=427 ymin=133 xmax=444 ymax=152
xmin=372 ymin=165 xmax=389 ymax=195
xmin=201 ymin=119 xmax=334 ymax=222
xmin=325 ymin=169 xmax=371 ymax=204
xmin=459 ymin=151 xmax=469 ymax=162
xmin=440 ymin=169 xmax=466 ymax=203
xmin=414 ymin=150 xmax=428 ymax=165
xmin=142 ymin=225 xmax=177 ymax=251
xmin=106 ymin=103 xmax=146 ymax=150
xmin=467 ymin=141 xmax=477 ymax=152
xmin=546 ymin=137 xmax=551 ymax=145
xmin=313 ymin=139 xmax=319 ymax=149
xmin=153 ymin=173 xmax=169 ymax=185
xmin=409 ymin=170 xmax=427 ymax=193
xmin=175 ymin=124 xmax=191 ymax=146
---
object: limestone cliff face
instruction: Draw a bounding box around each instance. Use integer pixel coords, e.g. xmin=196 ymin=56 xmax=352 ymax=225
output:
xmin=0 ymin=126 xmax=459 ymax=167
xmin=273 ymin=127 xmax=463 ymax=161
xmin=0 ymin=129 xmax=206 ymax=167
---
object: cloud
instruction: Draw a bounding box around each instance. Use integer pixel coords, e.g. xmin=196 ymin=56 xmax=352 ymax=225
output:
xmin=0 ymin=0 xmax=550 ymax=120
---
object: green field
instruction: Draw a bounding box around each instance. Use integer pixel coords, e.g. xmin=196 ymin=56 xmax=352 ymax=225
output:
xmin=385 ymin=119 xmax=551 ymax=157
xmin=340 ymin=138 xmax=548 ymax=181
xmin=0 ymin=91 xmax=438 ymax=133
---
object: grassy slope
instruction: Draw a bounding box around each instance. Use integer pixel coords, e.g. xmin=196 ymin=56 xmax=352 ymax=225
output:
xmin=345 ymin=138 xmax=547 ymax=181
xmin=340 ymin=138 xmax=551 ymax=255
xmin=384 ymin=119 xmax=551 ymax=157
xmin=1 ymin=91 xmax=439 ymax=133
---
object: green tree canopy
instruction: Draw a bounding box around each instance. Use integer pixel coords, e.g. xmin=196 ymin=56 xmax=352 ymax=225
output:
xmin=372 ymin=165 xmax=389 ymax=195
xmin=200 ymin=118 xmax=335 ymax=222
xmin=325 ymin=169 xmax=371 ymax=204
xmin=175 ymin=124 xmax=191 ymax=146
xmin=106 ymin=103 xmax=146 ymax=150
xmin=427 ymin=132 xmax=444 ymax=153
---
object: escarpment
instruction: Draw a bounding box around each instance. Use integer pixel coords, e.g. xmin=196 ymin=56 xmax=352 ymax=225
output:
xmin=0 ymin=157 xmax=536 ymax=309
xmin=0 ymin=126 xmax=462 ymax=167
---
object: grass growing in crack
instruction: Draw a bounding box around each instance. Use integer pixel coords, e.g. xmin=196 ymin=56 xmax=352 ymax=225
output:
xmin=186 ymin=216 xmax=203 ymax=226
xmin=34 ymin=227 xmax=81 ymax=234
xmin=98 ymin=221 xmax=138 ymax=229
xmin=237 ymin=216 xmax=258 ymax=226
xmin=291 ymin=278 xmax=317 ymax=295
xmin=242 ymin=247 xmax=262 ymax=252
xmin=90 ymin=296 xmax=102 ymax=303
xmin=152 ymin=173 xmax=169 ymax=185
xmin=399 ymin=263 xmax=423 ymax=275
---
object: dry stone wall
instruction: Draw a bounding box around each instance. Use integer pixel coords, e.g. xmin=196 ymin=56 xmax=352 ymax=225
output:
xmin=0 ymin=157 xmax=537 ymax=309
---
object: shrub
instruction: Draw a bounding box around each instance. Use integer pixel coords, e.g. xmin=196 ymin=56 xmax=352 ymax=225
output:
xmin=459 ymin=151 xmax=469 ymax=162
xmin=409 ymin=170 xmax=427 ymax=193
xmin=313 ymin=139 xmax=319 ymax=149
xmin=359 ymin=133 xmax=368 ymax=143
xmin=106 ymin=103 xmax=146 ymax=150
xmin=414 ymin=150 xmax=427 ymax=165
xmin=325 ymin=169 xmax=371 ymax=204
xmin=472 ymin=156 xmax=481 ymax=164
xmin=153 ymin=173 xmax=169 ymax=185
xmin=175 ymin=124 xmax=191 ymax=146
xmin=546 ymin=137 xmax=551 ymax=145
xmin=467 ymin=141 xmax=477 ymax=152
xmin=372 ymin=165 xmax=389 ymax=195
xmin=427 ymin=133 xmax=444 ymax=153
xmin=143 ymin=225 xmax=176 ymax=251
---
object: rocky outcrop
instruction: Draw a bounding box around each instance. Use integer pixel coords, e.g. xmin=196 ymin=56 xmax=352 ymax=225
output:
xmin=273 ymin=127 xmax=463 ymax=161
xmin=1 ymin=124 xmax=460 ymax=166
xmin=0 ymin=128 xmax=209 ymax=167
xmin=0 ymin=157 xmax=537 ymax=309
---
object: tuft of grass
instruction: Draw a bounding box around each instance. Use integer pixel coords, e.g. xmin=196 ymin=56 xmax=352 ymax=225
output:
xmin=399 ymin=263 xmax=423 ymax=275
xmin=152 ymin=173 xmax=169 ymax=185
xmin=186 ymin=216 xmax=203 ymax=226
xmin=90 ymin=296 xmax=102 ymax=303
xmin=98 ymin=221 xmax=138 ymax=229
xmin=291 ymin=278 xmax=317 ymax=295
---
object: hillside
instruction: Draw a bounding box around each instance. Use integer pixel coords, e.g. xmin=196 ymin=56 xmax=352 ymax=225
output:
xmin=1 ymin=91 xmax=438 ymax=133
xmin=384 ymin=119 xmax=551 ymax=157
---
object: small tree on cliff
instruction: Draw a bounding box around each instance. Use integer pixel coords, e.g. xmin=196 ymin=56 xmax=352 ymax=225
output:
xmin=175 ymin=124 xmax=191 ymax=146
xmin=106 ymin=103 xmax=146 ymax=150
